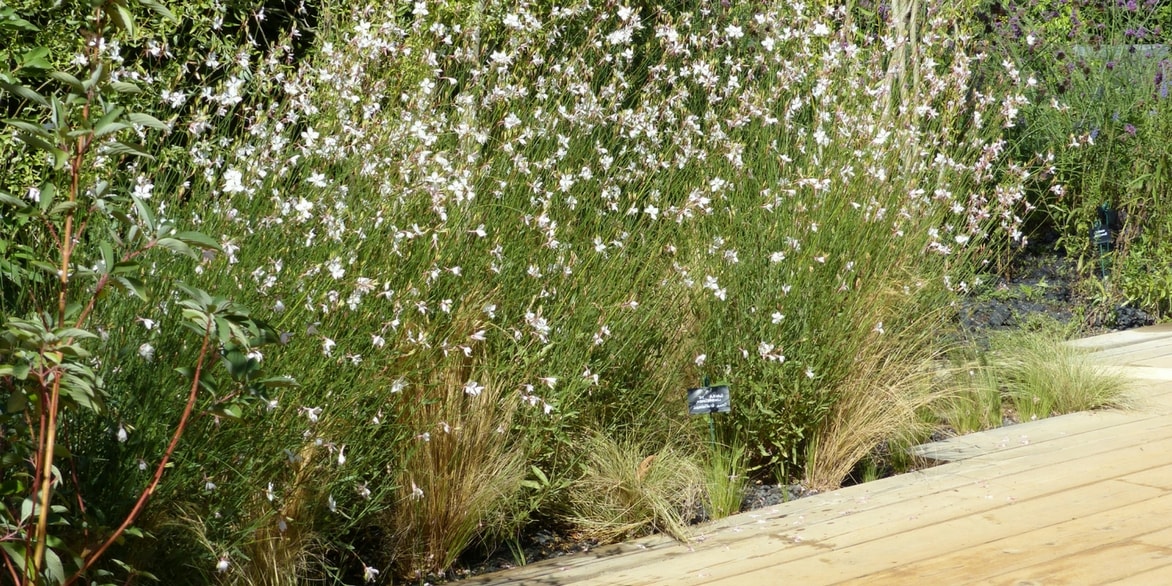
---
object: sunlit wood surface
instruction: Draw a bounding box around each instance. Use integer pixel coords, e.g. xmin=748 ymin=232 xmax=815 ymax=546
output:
xmin=467 ymin=324 xmax=1172 ymax=585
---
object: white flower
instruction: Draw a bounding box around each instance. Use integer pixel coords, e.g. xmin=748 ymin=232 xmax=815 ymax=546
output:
xmin=371 ymin=334 xmax=386 ymax=348
xmin=464 ymin=380 xmax=484 ymax=396
xmin=116 ymin=425 xmax=128 ymax=443
xmin=216 ymin=557 xmax=230 ymax=573
xmin=772 ymin=312 xmax=785 ymax=324
xmin=363 ymin=566 xmax=380 ymax=583
xmin=303 ymin=406 xmax=322 ymax=423
xmin=695 ymin=354 xmax=707 ymax=367
xmin=138 ymin=343 xmax=155 ymax=362
xmin=812 ymin=22 xmax=830 ymax=37
xmin=328 ymin=494 xmax=337 ymax=513
xmin=411 ymin=481 xmax=424 ymax=500
xmin=725 ymin=24 xmax=744 ymax=40
xmin=322 ymin=338 xmax=335 ymax=356
xmin=222 ymin=169 xmax=245 ymax=193
xmin=337 ymin=445 xmax=347 ymax=466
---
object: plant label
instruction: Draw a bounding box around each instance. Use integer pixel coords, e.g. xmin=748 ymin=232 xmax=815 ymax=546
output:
xmin=687 ymin=385 xmax=730 ymax=415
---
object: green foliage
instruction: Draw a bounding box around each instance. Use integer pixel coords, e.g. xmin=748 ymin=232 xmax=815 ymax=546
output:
xmin=0 ymin=2 xmax=278 ymax=584
xmin=988 ymin=0 xmax=1172 ymax=290
xmin=702 ymin=441 xmax=748 ymax=521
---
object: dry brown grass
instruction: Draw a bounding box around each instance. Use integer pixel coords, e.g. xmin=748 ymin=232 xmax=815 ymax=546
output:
xmin=386 ymin=369 xmax=527 ymax=579
xmin=802 ymin=300 xmax=947 ymax=492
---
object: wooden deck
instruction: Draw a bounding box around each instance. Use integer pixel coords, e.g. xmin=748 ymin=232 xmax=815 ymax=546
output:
xmin=468 ymin=325 xmax=1172 ymax=585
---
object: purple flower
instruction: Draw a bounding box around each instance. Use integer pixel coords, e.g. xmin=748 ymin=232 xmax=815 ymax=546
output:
xmin=1124 ymin=124 xmax=1137 ymax=136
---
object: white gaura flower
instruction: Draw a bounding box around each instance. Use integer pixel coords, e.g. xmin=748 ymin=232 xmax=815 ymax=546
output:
xmin=138 ymin=343 xmax=155 ymax=362
xmin=363 ymin=566 xmax=380 ymax=583
xmin=216 ymin=557 xmax=230 ymax=573
xmin=411 ymin=481 xmax=424 ymax=500
xmin=463 ymin=380 xmax=484 ymax=396
xmin=222 ymin=168 xmax=245 ymax=193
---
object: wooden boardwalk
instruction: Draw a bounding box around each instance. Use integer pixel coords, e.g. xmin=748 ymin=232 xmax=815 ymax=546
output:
xmin=468 ymin=324 xmax=1172 ymax=585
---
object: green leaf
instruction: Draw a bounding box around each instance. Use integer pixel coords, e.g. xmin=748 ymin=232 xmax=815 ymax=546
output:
xmin=6 ymin=389 xmax=28 ymax=413
xmin=48 ymin=201 xmax=79 ymax=217
xmin=94 ymin=106 xmax=129 ymax=137
xmin=0 ymin=191 xmax=30 ymax=209
xmin=175 ymin=231 xmax=221 ymax=251
xmin=3 ymin=118 xmax=53 ymax=139
xmin=0 ymin=542 xmax=26 ymax=575
xmin=56 ymin=328 xmax=98 ymax=341
xmin=258 ymin=376 xmax=299 ymax=388
xmin=138 ymin=0 xmax=177 ymax=22
xmin=133 ymin=196 xmax=157 ymax=232
xmin=155 ymin=237 xmax=195 ymax=258
xmin=112 ymin=275 xmax=148 ymax=300
xmin=102 ymin=140 xmax=155 ymax=160
xmin=108 ymin=80 xmax=141 ymax=94
xmin=44 ymin=547 xmax=66 ymax=585
xmin=0 ymin=9 xmax=39 ymax=32
xmin=109 ymin=2 xmax=136 ymax=37
xmin=212 ymin=403 xmax=244 ymax=419
xmin=16 ymin=133 xmax=69 ymax=169
xmin=0 ymin=80 xmax=49 ymax=106
xmin=84 ymin=61 xmax=104 ymax=93
xmin=19 ymin=46 xmax=52 ymax=70
xmin=39 ymin=182 xmax=57 ymax=213
xmin=126 ymin=112 xmax=167 ymax=130
xmin=100 ymin=241 xmax=116 ymax=273
xmin=50 ymin=70 xmax=85 ymax=94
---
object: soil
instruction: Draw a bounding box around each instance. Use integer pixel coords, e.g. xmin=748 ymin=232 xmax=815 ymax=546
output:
xmin=436 ymin=239 xmax=1157 ymax=584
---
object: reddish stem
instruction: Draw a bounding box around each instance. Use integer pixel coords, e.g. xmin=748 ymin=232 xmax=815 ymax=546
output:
xmin=66 ymin=317 xmax=215 ymax=584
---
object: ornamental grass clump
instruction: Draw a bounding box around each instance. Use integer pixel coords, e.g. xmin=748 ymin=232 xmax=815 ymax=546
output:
xmin=990 ymin=330 xmax=1131 ymax=422
xmin=566 ymin=434 xmax=704 ymax=543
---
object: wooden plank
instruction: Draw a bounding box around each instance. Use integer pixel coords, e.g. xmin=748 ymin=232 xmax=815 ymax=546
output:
xmin=844 ymin=472 xmax=1172 ymax=583
xmin=912 ymin=410 xmax=1151 ymax=462
xmin=1068 ymin=325 xmax=1172 ymax=352
xmin=690 ymin=469 xmax=1172 ymax=586
xmin=1100 ymin=559 xmax=1172 ymax=585
xmin=1089 ymin=340 xmax=1172 ymax=365
xmin=972 ymin=527 xmax=1172 ymax=585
